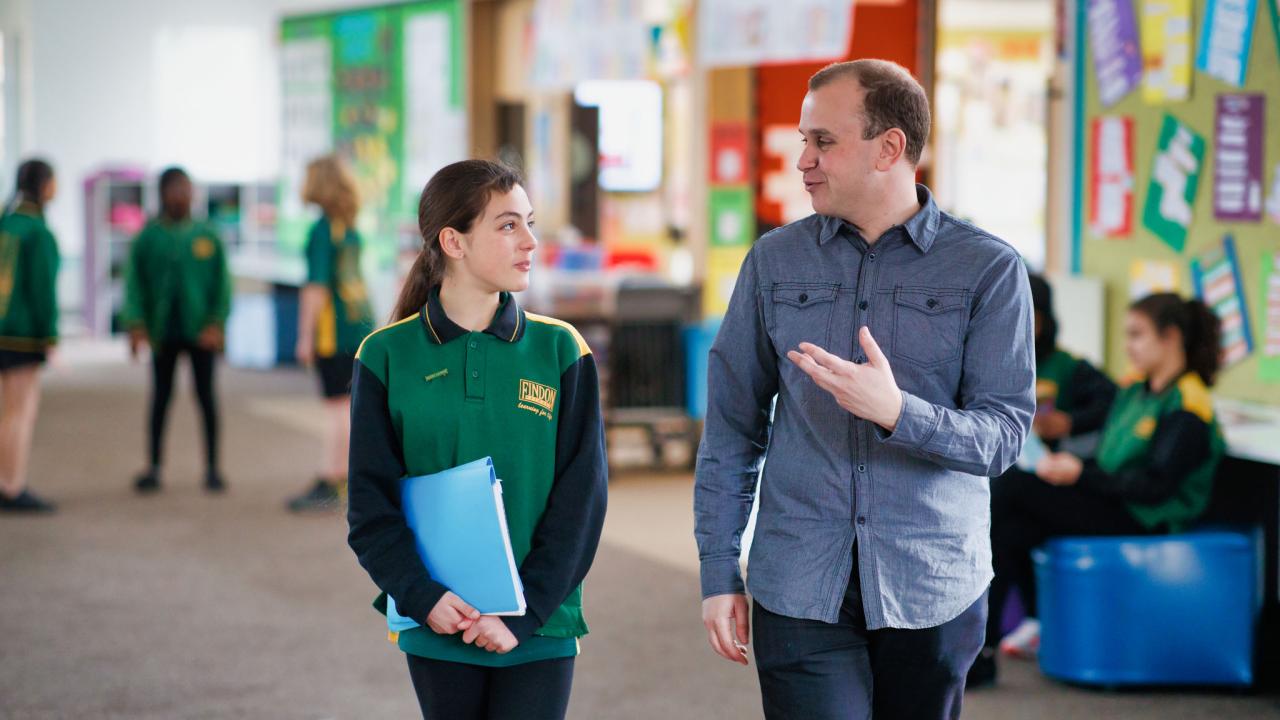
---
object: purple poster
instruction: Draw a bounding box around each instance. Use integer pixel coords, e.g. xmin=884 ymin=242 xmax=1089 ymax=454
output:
xmin=1214 ymin=94 xmax=1266 ymax=222
xmin=1089 ymin=0 xmax=1143 ymax=107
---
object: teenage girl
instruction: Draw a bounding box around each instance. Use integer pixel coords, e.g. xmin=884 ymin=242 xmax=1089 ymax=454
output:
xmin=347 ymin=160 xmax=608 ymax=720
xmin=288 ymin=154 xmax=374 ymax=512
xmin=123 ymin=167 xmax=231 ymax=493
xmin=0 ymin=159 xmax=60 ymax=513
xmin=970 ymin=293 xmax=1225 ymax=687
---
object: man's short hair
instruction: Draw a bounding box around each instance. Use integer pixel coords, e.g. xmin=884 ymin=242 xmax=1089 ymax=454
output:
xmin=808 ymin=59 xmax=930 ymax=166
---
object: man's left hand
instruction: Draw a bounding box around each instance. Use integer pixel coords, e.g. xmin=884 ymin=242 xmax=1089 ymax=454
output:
xmin=787 ymin=327 xmax=903 ymax=432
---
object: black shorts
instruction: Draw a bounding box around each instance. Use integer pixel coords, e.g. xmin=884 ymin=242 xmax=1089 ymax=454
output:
xmin=314 ymin=354 xmax=356 ymax=398
xmin=0 ymin=348 xmax=46 ymax=372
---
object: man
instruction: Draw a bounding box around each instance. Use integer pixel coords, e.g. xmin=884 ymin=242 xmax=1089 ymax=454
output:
xmin=694 ymin=59 xmax=1035 ymax=719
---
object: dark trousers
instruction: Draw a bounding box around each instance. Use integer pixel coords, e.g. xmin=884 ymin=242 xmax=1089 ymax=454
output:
xmin=753 ymin=550 xmax=987 ymax=720
xmin=149 ymin=341 xmax=218 ymax=471
xmin=986 ymin=469 xmax=1152 ymax=649
xmin=405 ymin=654 xmax=574 ymax=720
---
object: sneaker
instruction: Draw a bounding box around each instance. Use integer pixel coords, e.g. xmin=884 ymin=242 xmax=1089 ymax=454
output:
xmin=134 ymin=471 xmax=161 ymax=494
xmin=0 ymin=489 xmax=56 ymax=513
xmin=205 ymin=471 xmax=226 ymax=494
xmin=999 ymin=618 xmax=1040 ymax=660
xmin=287 ymin=478 xmax=342 ymax=512
xmin=966 ymin=648 xmax=998 ymax=690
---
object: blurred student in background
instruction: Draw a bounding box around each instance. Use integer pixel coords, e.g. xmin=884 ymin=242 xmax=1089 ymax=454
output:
xmin=0 ymin=159 xmax=60 ymax=513
xmin=287 ymin=155 xmax=374 ymax=512
xmin=970 ymin=293 xmax=1225 ymax=687
xmin=123 ymin=167 xmax=231 ymax=495
xmin=979 ymin=273 xmax=1117 ymax=662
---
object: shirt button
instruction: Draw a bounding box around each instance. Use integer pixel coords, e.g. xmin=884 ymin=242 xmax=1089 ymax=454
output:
xmin=926 ymin=298 xmax=938 ymax=309
xmin=469 ymin=341 xmax=477 ymax=349
xmin=857 ymin=464 xmax=866 ymax=473
xmin=798 ymin=293 xmax=808 ymax=303
xmin=858 ymin=300 xmax=868 ymax=310
xmin=868 ymin=253 xmax=877 ymax=261
xmin=857 ymin=516 xmax=867 ymax=526
xmin=854 ymin=357 xmax=866 ymax=364
xmin=471 ymin=371 xmax=479 ymax=379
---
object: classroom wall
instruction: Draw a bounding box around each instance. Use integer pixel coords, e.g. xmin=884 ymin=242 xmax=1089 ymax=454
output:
xmin=1076 ymin=0 xmax=1280 ymax=405
xmin=0 ymin=0 xmax=389 ymax=309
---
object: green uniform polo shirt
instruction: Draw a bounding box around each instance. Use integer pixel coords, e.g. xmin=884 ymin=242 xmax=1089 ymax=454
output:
xmin=0 ymin=203 xmax=60 ymax=350
xmin=347 ymin=288 xmax=608 ymax=667
xmin=122 ymin=218 xmax=231 ymax=343
xmin=304 ymin=217 xmax=373 ymax=357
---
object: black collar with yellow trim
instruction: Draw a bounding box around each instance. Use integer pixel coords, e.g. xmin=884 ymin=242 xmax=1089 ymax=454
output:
xmin=420 ymin=286 xmax=526 ymax=345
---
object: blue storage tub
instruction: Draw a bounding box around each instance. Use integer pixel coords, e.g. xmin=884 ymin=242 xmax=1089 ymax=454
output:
xmin=1033 ymin=529 xmax=1259 ymax=687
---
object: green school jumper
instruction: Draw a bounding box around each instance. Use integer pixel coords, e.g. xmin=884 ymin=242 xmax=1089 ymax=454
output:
xmin=1089 ymin=372 xmax=1225 ymax=532
xmin=122 ymin=218 xmax=231 ymax=343
xmin=0 ymin=203 xmax=60 ymax=351
xmin=347 ymin=288 xmax=608 ymax=667
xmin=304 ymin=217 xmax=373 ymax=357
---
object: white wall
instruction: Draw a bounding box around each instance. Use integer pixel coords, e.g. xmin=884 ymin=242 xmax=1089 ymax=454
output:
xmin=0 ymin=0 xmax=388 ymax=310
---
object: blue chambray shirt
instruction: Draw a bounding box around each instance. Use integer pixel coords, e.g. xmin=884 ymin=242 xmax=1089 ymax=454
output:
xmin=694 ymin=185 xmax=1035 ymax=630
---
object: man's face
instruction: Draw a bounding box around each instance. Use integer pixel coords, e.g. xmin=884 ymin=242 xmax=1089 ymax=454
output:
xmin=796 ymin=78 xmax=884 ymax=221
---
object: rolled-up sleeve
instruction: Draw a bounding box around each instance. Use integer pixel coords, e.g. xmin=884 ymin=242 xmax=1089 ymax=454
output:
xmin=694 ymin=248 xmax=778 ymax=598
xmin=878 ymin=251 xmax=1035 ymax=477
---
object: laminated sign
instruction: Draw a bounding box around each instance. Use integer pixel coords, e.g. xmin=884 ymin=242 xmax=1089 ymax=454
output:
xmin=1142 ymin=114 xmax=1205 ymax=252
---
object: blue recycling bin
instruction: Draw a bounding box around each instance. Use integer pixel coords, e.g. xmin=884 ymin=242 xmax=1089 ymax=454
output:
xmin=1033 ymin=529 xmax=1259 ymax=687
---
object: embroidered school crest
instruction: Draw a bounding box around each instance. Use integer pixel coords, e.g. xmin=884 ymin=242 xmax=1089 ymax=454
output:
xmin=518 ymin=379 xmax=556 ymax=420
xmin=192 ymin=237 xmax=216 ymax=259
xmin=1134 ymin=416 xmax=1157 ymax=439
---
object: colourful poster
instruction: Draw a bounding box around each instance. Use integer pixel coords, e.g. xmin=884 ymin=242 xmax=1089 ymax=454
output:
xmin=708 ymin=187 xmax=754 ymax=248
xmin=710 ymin=122 xmax=750 ymax=185
xmin=1262 ymin=253 xmax=1280 ymax=381
xmin=704 ymin=246 xmax=750 ymax=317
xmin=1196 ymin=0 xmax=1257 ymax=87
xmin=1270 ymin=0 xmax=1280 ymax=65
xmin=1140 ymin=0 xmax=1193 ymax=103
xmin=1214 ymin=94 xmax=1265 ymax=222
xmin=1142 ymin=114 xmax=1205 ymax=252
xmin=1090 ymin=116 xmax=1135 ymax=237
xmin=1130 ymin=259 xmax=1181 ymax=300
xmin=1192 ymin=236 xmax=1253 ymax=367
xmin=1089 ymin=0 xmax=1143 ymax=107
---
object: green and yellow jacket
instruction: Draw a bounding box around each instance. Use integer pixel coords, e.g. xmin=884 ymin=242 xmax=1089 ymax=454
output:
xmin=1080 ymin=372 xmax=1225 ymax=533
xmin=0 ymin=202 xmax=59 ymax=351
xmin=304 ymin=217 xmax=373 ymax=357
xmin=347 ymin=288 xmax=608 ymax=667
xmin=122 ymin=218 xmax=231 ymax=343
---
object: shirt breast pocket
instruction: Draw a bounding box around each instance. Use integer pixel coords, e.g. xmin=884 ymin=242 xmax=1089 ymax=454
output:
xmin=769 ymin=283 xmax=838 ymax=354
xmin=891 ymin=287 xmax=970 ymax=368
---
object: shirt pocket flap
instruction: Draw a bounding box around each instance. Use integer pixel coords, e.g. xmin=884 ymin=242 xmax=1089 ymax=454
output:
xmin=773 ymin=284 xmax=837 ymax=308
xmin=894 ymin=288 xmax=967 ymax=315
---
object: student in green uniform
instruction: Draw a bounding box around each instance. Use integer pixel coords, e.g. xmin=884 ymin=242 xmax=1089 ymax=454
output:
xmin=288 ymin=155 xmax=374 ymax=512
xmin=0 ymin=159 xmax=60 ymax=513
xmin=970 ymin=292 xmax=1225 ymax=687
xmin=123 ymin=167 xmax=231 ymax=494
xmin=979 ymin=273 xmax=1117 ymax=663
xmin=347 ymin=160 xmax=607 ymax=720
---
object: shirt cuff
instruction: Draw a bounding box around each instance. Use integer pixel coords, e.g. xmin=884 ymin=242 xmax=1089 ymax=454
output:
xmin=874 ymin=390 xmax=941 ymax=450
xmin=700 ymin=557 xmax=746 ymax=599
xmin=501 ymin=611 xmax=545 ymax=643
xmin=398 ymin=578 xmax=450 ymax=627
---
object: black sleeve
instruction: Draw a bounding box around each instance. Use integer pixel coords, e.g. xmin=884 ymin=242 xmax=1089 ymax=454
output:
xmin=346 ymin=360 xmax=448 ymax=624
xmin=502 ymin=353 xmax=609 ymax=642
xmin=1076 ymin=410 xmax=1212 ymax=504
xmin=1064 ymin=360 xmax=1117 ymax=436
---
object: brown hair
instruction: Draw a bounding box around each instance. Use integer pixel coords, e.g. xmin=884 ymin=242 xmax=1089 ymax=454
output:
xmin=808 ymin=59 xmax=931 ymax=165
xmin=1130 ymin=293 xmax=1223 ymax=387
xmin=302 ymin=155 xmax=360 ymax=229
xmin=389 ymin=159 xmax=523 ymax=322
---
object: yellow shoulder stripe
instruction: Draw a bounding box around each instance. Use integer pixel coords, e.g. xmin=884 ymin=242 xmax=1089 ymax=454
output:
xmin=1176 ymin=373 xmax=1214 ymax=424
xmin=524 ymin=312 xmax=592 ymax=357
xmin=355 ymin=314 xmax=421 ymax=360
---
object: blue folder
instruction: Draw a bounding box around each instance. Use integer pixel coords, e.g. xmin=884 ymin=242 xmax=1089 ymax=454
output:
xmin=386 ymin=457 xmax=526 ymax=632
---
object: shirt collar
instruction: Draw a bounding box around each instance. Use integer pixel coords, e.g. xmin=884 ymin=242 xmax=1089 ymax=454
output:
xmin=817 ymin=184 xmax=940 ymax=253
xmin=421 ymin=286 xmax=525 ymax=345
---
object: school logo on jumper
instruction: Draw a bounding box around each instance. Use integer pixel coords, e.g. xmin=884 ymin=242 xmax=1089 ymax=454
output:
xmin=1134 ymin=416 xmax=1157 ymax=439
xmin=518 ymin=379 xmax=556 ymax=420
xmin=192 ymin=237 xmax=216 ymax=259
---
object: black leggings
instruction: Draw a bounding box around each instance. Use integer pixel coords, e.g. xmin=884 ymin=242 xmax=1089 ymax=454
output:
xmin=405 ymin=654 xmax=574 ymax=720
xmin=986 ymin=468 xmax=1154 ymax=649
xmin=149 ymin=341 xmax=218 ymax=471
